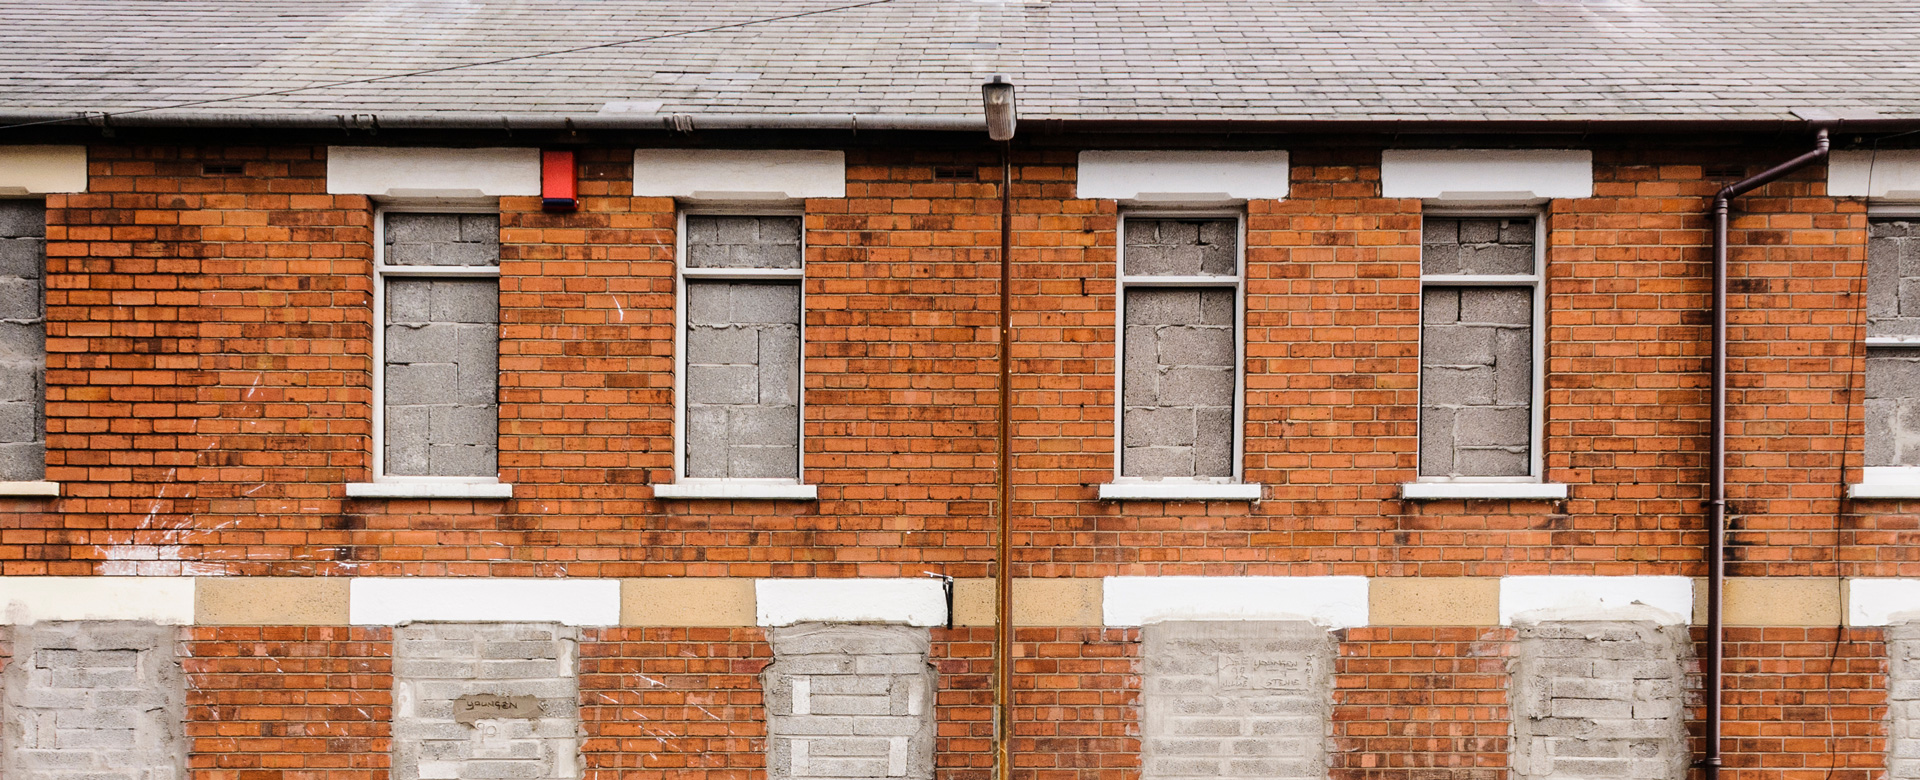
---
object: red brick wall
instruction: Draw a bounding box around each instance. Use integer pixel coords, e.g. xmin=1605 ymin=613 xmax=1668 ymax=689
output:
xmin=184 ymin=627 xmax=392 ymax=780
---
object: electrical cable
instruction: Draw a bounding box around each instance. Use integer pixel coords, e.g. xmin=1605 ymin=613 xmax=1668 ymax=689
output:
xmin=0 ymin=0 xmax=896 ymax=133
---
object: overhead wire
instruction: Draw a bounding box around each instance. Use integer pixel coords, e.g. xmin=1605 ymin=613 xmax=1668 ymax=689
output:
xmin=0 ymin=0 xmax=897 ymax=133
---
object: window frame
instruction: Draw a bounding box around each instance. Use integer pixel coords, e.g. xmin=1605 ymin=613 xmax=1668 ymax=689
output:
xmin=0 ymin=196 xmax=55 ymax=495
xmin=368 ymin=205 xmax=504 ymax=486
xmin=668 ymin=207 xmax=811 ymax=493
xmin=1109 ymin=209 xmax=1249 ymax=487
xmin=1414 ymin=206 xmax=1549 ymax=485
xmin=1856 ymin=206 xmax=1920 ymax=495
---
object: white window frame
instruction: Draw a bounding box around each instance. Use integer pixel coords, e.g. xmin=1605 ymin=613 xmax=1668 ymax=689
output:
xmin=1101 ymin=210 xmax=1260 ymax=501
xmin=349 ymin=205 xmax=511 ymax=499
xmin=1404 ymin=207 xmax=1563 ymax=500
xmin=658 ymin=208 xmax=816 ymax=501
xmin=1852 ymin=206 xmax=1920 ymax=498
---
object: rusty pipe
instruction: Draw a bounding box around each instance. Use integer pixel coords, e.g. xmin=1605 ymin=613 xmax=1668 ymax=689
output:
xmin=993 ymin=140 xmax=1015 ymax=780
xmin=1704 ymin=127 xmax=1828 ymax=779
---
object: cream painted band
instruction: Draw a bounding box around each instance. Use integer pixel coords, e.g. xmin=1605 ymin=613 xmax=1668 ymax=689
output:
xmin=0 ymin=145 xmax=87 ymax=195
xmin=0 ymin=576 xmax=1874 ymax=626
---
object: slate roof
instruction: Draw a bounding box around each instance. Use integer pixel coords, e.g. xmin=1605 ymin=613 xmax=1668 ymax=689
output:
xmin=1 ymin=0 xmax=1917 ymax=127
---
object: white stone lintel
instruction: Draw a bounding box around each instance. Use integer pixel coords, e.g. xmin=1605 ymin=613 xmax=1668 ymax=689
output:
xmin=652 ymin=481 xmax=819 ymax=500
xmin=1381 ymin=149 xmax=1593 ymax=201
xmin=0 ymin=145 xmax=87 ymax=194
xmin=0 ymin=576 xmax=196 ymax=624
xmin=1830 ymin=150 xmax=1920 ymax=200
xmin=327 ymin=146 xmax=539 ymax=198
xmin=1097 ymin=482 xmax=1262 ymax=501
xmin=1401 ymin=482 xmax=1568 ymax=500
xmin=632 ymin=149 xmax=845 ymax=200
xmin=349 ymin=578 xmax=621 ymax=625
xmin=755 ymin=578 xmax=947 ymax=627
xmin=1077 ymin=150 xmax=1289 ymax=203
xmin=1102 ymin=575 xmax=1368 ymax=628
xmin=1849 ymin=467 xmax=1920 ymax=499
xmin=0 ymin=481 xmax=60 ymax=497
xmin=346 ymin=481 xmax=514 ymax=499
xmin=1499 ymin=575 xmax=1692 ymax=625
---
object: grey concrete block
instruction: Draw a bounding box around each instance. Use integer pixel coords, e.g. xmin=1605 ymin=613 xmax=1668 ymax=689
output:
xmin=386 ymin=321 xmax=457 ymax=365
xmin=731 ymin=283 xmax=800 ymax=324
xmin=1125 ymin=219 xmax=1239 ymax=276
xmin=730 ymin=405 xmax=799 ymax=446
xmin=1157 ymin=366 xmax=1233 ymax=407
xmin=1125 ymin=407 xmax=1196 ymax=448
xmin=0 ymin=237 xmax=45 ymax=278
xmin=1460 ymin=242 xmax=1535 ymax=275
xmin=431 ymin=280 xmax=499 ymax=324
xmin=1423 ymin=288 xmax=1460 ymax=325
xmin=1158 ymin=325 xmax=1234 ymax=367
xmin=686 ymin=407 xmax=729 ymax=477
xmin=1126 ymin=445 xmax=1194 ymax=478
xmin=0 ymin=323 xmax=43 ymax=366
xmin=431 ymin=404 xmax=496 ymax=448
xmin=1460 ymin=218 xmax=1501 ymax=244
xmin=759 ymin=327 xmax=800 ymax=405
xmin=686 ymin=282 xmax=732 ymax=324
xmin=4 ymin=621 xmax=185 ymax=780
xmin=386 ymin=362 xmax=458 ymax=405
xmin=686 ymin=216 xmax=804 ymax=269
xmin=0 ymin=276 xmax=42 ymax=321
xmin=428 ymin=443 xmax=495 ymax=476
xmin=0 ymin=366 xmax=36 ymax=401
xmin=0 ymin=201 xmax=47 ymax=238
xmin=388 ymin=278 xmax=432 ymax=322
xmin=1194 ymin=408 xmax=1233 ymax=478
xmin=393 ymin=624 xmax=580 ymax=780
xmin=688 ymin=325 xmax=759 ymax=365
xmin=1128 ymin=289 xmax=1200 ymax=325
xmin=1142 ymin=622 xmax=1330 ymax=780
xmin=1422 ymin=365 xmax=1495 ymax=407
xmin=1494 ymin=329 xmax=1534 ymax=405
xmin=688 ymin=365 xmax=757 ymax=404
xmin=729 ymin=444 xmax=797 ymax=479
xmin=386 ymin=213 xmax=498 ymax=267
xmin=0 ymin=402 xmax=39 ymax=445
xmin=1456 ymin=447 xmax=1529 ymax=477
xmin=1461 ymin=287 xmax=1532 ymax=325
xmin=1423 ymin=325 xmax=1496 ymax=366
xmin=1419 ymin=407 xmax=1453 ymax=477
xmin=1457 ymin=406 xmax=1530 ymax=447
xmin=388 ymin=213 xmax=461 ymax=244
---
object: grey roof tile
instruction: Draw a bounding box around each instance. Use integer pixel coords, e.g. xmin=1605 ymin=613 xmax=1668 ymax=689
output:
xmin=0 ymin=0 xmax=1916 ymax=124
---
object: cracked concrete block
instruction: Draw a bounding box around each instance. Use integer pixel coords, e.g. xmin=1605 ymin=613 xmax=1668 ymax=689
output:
xmin=1511 ymin=622 xmax=1687 ymax=780
xmin=386 ymin=321 xmax=459 ymax=365
xmin=4 ymin=621 xmax=184 ymax=780
xmin=1142 ymin=622 xmax=1331 ymax=780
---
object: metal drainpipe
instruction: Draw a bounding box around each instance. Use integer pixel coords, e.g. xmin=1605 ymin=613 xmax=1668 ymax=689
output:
xmin=1704 ymin=127 xmax=1829 ymax=779
xmin=994 ymin=139 xmax=1015 ymax=780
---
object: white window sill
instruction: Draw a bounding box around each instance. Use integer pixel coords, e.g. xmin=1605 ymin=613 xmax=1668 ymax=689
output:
xmin=1401 ymin=482 xmax=1568 ymax=500
xmin=1098 ymin=482 xmax=1263 ymax=501
xmin=652 ymin=481 xmax=819 ymax=500
xmin=0 ymin=481 xmax=59 ymax=497
xmin=1849 ymin=483 xmax=1920 ymax=499
xmin=346 ymin=482 xmax=515 ymax=499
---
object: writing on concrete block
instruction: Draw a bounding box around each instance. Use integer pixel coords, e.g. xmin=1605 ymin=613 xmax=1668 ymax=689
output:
xmin=453 ymin=694 xmax=543 ymax=725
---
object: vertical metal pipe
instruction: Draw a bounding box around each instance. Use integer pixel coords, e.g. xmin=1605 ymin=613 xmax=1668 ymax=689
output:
xmin=994 ymin=140 xmax=1015 ymax=780
xmin=1703 ymin=128 xmax=1828 ymax=780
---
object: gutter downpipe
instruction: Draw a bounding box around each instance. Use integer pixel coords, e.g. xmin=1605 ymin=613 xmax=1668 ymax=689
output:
xmin=1704 ymin=127 xmax=1828 ymax=780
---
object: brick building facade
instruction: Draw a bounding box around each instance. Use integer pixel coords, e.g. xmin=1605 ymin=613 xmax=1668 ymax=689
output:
xmin=4 ymin=2 xmax=1920 ymax=780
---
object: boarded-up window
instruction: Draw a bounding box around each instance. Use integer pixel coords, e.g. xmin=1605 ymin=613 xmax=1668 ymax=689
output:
xmin=1119 ymin=217 xmax=1239 ymax=480
xmin=380 ymin=213 xmax=499 ymax=478
xmin=1419 ymin=216 xmax=1538 ymax=478
xmin=682 ymin=215 xmax=803 ymax=480
xmin=0 ymin=201 xmax=45 ymax=482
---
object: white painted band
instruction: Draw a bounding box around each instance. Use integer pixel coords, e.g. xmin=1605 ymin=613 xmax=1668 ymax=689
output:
xmin=632 ymin=149 xmax=845 ymax=200
xmin=1499 ymin=575 xmax=1692 ymax=625
xmin=1381 ymin=149 xmax=1593 ymax=201
xmin=327 ymin=146 xmax=540 ymax=198
xmin=1829 ymin=150 xmax=1920 ymax=199
xmin=1102 ymin=576 xmax=1369 ymax=627
xmin=1848 ymin=467 xmax=1920 ymax=499
xmin=1846 ymin=579 xmax=1920 ymax=626
xmin=0 ymin=145 xmax=87 ymax=194
xmin=0 ymin=481 xmax=60 ymax=497
xmin=1077 ymin=150 xmax=1290 ymax=202
xmin=0 ymin=576 xmax=195 ymax=624
xmin=755 ymin=578 xmax=947 ymax=627
xmin=652 ymin=481 xmax=819 ymax=500
xmin=349 ymin=578 xmax=620 ymax=625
